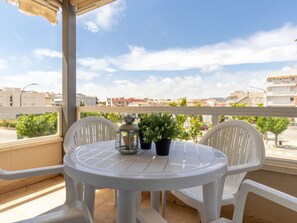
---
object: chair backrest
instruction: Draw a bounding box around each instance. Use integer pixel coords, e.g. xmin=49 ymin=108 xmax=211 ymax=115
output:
xmin=199 ymin=120 xmax=265 ymax=191
xmin=233 ymin=179 xmax=297 ymax=223
xmin=63 ymin=116 xmax=118 ymax=153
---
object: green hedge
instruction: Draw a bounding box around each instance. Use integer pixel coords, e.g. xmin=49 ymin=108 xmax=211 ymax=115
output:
xmin=16 ymin=113 xmax=57 ymax=138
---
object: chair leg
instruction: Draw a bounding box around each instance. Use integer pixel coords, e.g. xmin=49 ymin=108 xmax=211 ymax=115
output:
xmin=84 ymin=184 xmax=96 ymax=218
xmin=113 ymin=189 xmax=118 ymax=206
xmin=198 ymin=209 xmax=206 ymax=223
xmin=161 ymin=191 xmax=167 ymax=217
xmin=136 ymin=191 xmax=142 ymax=209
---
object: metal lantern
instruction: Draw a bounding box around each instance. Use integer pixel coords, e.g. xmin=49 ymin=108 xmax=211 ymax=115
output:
xmin=115 ymin=115 xmax=140 ymax=154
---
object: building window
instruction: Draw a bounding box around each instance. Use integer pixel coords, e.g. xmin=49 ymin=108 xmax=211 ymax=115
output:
xmin=290 ymin=97 xmax=294 ymax=102
xmin=9 ymin=95 xmax=13 ymax=106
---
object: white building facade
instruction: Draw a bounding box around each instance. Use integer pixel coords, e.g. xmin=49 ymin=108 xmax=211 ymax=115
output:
xmin=0 ymin=87 xmax=45 ymax=107
xmin=0 ymin=87 xmax=46 ymax=120
xmin=52 ymin=93 xmax=97 ymax=106
xmin=266 ymin=74 xmax=297 ymax=107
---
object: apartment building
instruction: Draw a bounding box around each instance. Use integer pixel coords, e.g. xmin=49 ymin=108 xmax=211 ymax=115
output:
xmin=0 ymin=87 xmax=45 ymax=107
xmin=0 ymin=87 xmax=46 ymax=120
xmin=266 ymin=74 xmax=297 ymax=107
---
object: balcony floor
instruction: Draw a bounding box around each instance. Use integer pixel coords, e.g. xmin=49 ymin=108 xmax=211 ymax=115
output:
xmin=0 ymin=176 xmax=201 ymax=223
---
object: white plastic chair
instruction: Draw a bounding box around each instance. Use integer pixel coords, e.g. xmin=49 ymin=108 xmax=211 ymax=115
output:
xmin=63 ymin=116 xmax=118 ymax=153
xmin=162 ymin=120 xmax=265 ymax=222
xmin=63 ymin=116 xmax=119 ymax=211
xmin=210 ymin=179 xmax=297 ymax=223
xmin=0 ymin=165 xmax=93 ymax=223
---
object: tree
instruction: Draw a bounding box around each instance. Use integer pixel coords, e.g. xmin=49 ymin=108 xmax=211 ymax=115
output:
xmin=267 ymin=117 xmax=290 ymax=147
xmin=169 ymin=97 xmax=189 ymax=140
xmin=169 ymin=101 xmax=177 ymax=107
xmin=16 ymin=113 xmax=57 ymax=138
xmin=256 ymin=116 xmax=268 ymax=135
xmin=256 ymin=117 xmax=290 ymax=147
xmin=188 ymin=116 xmax=203 ymax=143
xmin=179 ymin=97 xmax=187 ymax=107
xmin=231 ymin=103 xmax=256 ymax=124
xmin=80 ymin=112 xmax=121 ymax=125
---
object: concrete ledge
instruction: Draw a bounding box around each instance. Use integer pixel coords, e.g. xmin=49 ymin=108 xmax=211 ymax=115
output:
xmin=263 ymin=157 xmax=297 ymax=175
xmin=0 ymin=136 xmax=63 ymax=193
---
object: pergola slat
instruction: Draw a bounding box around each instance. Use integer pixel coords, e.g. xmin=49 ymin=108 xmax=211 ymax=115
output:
xmin=7 ymin=0 xmax=115 ymax=24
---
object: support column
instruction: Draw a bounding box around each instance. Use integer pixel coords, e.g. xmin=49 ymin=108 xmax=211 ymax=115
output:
xmin=62 ymin=0 xmax=76 ymax=137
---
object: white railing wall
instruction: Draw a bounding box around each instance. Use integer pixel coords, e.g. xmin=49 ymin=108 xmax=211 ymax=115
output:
xmin=0 ymin=105 xmax=297 ymax=174
xmin=77 ymin=106 xmax=297 ymax=125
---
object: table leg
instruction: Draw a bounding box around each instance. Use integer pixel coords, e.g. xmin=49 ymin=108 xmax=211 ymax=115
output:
xmin=117 ymin=190 xmax=137 ymax=223
xmin=84 ymin=184 xmax=95 ymax=218
xmin=202 ymin=177 xmax=225 ymax=222
xmin=151 ymin=191 xmax=160 ymax=211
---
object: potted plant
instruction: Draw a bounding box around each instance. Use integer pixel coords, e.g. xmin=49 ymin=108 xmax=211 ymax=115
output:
xmin=138 ymin=113 xmax=153 ymax=149
xmin=143 ymin=113 xmax=180 ymax=155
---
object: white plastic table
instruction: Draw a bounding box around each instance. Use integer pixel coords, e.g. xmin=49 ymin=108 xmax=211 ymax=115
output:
xmin=63 ymin=140 xmax=227 ymax=223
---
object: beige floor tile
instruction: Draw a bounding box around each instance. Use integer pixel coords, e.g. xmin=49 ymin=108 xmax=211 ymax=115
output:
xmin=0 ymin=177 xmax=201 ymax=223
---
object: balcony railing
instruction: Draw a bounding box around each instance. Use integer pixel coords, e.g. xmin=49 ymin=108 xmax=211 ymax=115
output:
xmin=266 ymin=81 xmax=296 ymax=87
xmin=1 ymin=105 xmax=297 ymax=172
xmin=267 ymin=92 xmax=296 ymax=96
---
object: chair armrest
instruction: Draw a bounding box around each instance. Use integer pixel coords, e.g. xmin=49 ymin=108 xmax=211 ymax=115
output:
xmin=227 ymin=162 xmax=262 ymax=175
xmin=233 ymin=179 xmax=297 ymax=222
xmin=0 ymin=165 xmax=64 ymax=180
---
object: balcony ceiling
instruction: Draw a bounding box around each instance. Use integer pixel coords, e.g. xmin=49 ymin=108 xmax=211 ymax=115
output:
xmin=7 ymin=0 xmax=115 ymax=24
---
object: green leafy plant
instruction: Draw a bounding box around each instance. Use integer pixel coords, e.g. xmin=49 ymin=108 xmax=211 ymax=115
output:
xmin=138 ymin=113 xmax=152 ymax=134
xmin=142 ymin=113 xmax=180 ymax=143
xmin=80 ymin=112 xmax=122 ymax=125
xmin=231 ymin=103 xmax=256 ymax=124
xmin=16 ymin=113 xmax=57 ymax=138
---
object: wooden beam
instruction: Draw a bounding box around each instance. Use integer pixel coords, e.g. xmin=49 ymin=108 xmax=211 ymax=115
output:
xmin=76 ymin=0 xmax=115 ymax=15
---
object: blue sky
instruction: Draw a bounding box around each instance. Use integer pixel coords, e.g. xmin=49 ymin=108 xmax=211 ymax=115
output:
xmin=0 ymin=0 xmax=297 ymax=100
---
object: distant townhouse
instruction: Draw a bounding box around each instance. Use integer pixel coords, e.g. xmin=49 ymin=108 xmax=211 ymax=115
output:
xmin=52 ymin=93 xmax=97 ymax=106
xmin=106 ymin=97 xmax=153 ymax=107
xmin=227 ymin=90 xmax=264 ymax=106
xmin=266 ymin=74 xmax=297 ymax=107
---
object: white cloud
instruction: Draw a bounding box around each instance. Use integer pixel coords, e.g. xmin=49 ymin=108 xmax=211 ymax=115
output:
xmin=77 ymin=68 xmax=275 ymax=99
xmin=1 ymin=70 xmax=62 ymax=93
xmin=84 ymin=21 xmax=99 ymax=32
xmin=33 ymin=49 xmax=62 ymax=59
xmin=86 ymin=23 xmax=297 ymax=71
xmin=77 ymin=69 xmax=101 ymax=81
xmin=113 ymin=79 xmax=129 ymax=85
xmin=0 ymin=58 xmax=7 ymax=69
xmin=78 ymin=57 xmax=117 ymax=72
xmin=79 ymin=0 xmax=126 ymax=33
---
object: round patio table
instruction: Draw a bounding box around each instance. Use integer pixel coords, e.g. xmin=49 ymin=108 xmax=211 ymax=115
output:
xmin=63 ymin=140 xmax=227 ymax=223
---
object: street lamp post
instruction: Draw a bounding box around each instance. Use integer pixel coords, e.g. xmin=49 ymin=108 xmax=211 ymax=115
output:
xmin=249 ymin=86 xmax=268 ymax=107
xmin=20 ymin=83 xmax=38 ymax=106
xmin=249 ymin=86 xmax=268 ymax=144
